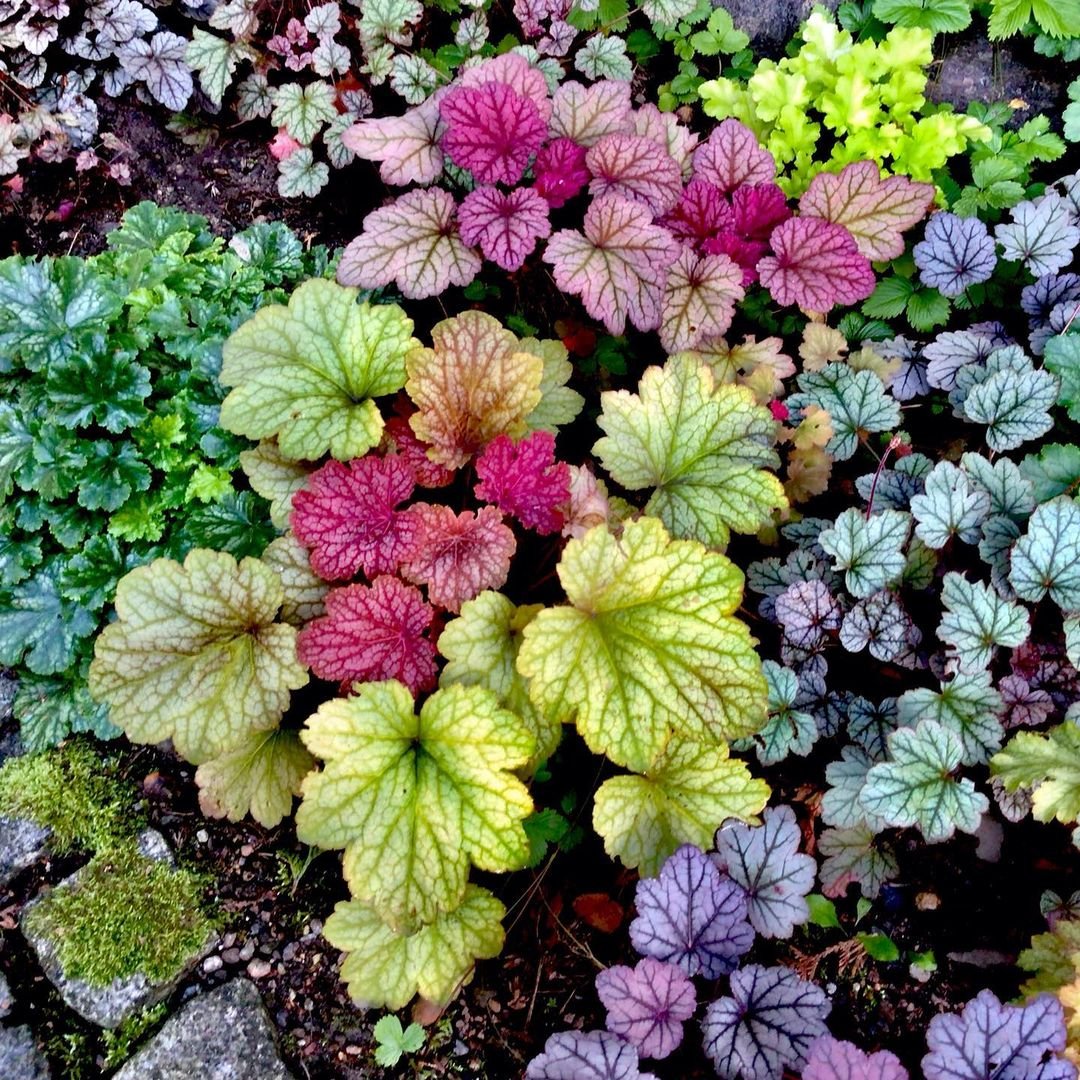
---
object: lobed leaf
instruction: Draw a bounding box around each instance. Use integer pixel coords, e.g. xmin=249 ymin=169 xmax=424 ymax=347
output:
xmin=595 ymin=958 xmax=696 ymax=1060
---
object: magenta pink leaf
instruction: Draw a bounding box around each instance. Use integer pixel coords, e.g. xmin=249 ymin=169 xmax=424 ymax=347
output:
xmin=290 ymin=455 xmax=420 ymax=581
xmin=457 ymin=52 xmax=553 ymax=122
xmin=439 ymin=81 xmax=547 ymax=186
xmin=544 ymin=194 xmax=680 ymax=334
xmin=337 ymin=188 xmax=481 ymax=298
xmin=757 ymin=217 xmax=876 ymax=313
xmin=458 ymin=186 xmax=551 ymax=272
xmin=693 ymin=119 xmax=775 ymax=195
xmin=660 ymin=248 xmax=744 ymax=352
xmin=595 ymin=957 xmax=697 ymax=1061
xmin=296 ymin=576 xmax=438 ymax=695
xmin=341 ymin=91 xmax=445 ymax=187
xmin=803 ymin=1035 xmax=909 ymax=1080
xmin=661 ymin=179 xmax=732 ymax=246
xmin=382 ymin=405 xmax=456 ymax=489
xmin=549 ymin=79 xmax=633 ymax=147
xmin=703 ymin=231 xmax=769 ymax=286
xmin=401 ymin=504 xmax=516 ymax=612
xmin=474 ymin=432 xmax=571 ymax=534
xmin=534 ymin=138 xmax=591 ymax=208
xmin=732 ymin=183 xmax=791 ymax=240
xmin=586 ymin=133 xmax=683 ymax=216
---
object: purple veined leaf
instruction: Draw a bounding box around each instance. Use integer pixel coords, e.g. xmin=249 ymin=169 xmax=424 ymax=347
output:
xmin=337 ymin=188 xmax=481 ymax=298
xmin=1021 ymin=273 xmax=1080 ymax=325
xmin=526 ymin=1030 xmax=659 ymax=1080
xmin=874 ymin=337 xmax=929 ymax=401
xmin=922 ymin=990 xmax=1077 ymax=1080
xmin=594 ymin=957 xmax=696 ymax=1060
xmin=913 ymin=212 xmax=997 ymax=297
xmin=847 ymin=695 xmax=902 ymax=760
xmin=840 ymin=591 xmax=922 ymax=667
xmin=544 ymin=193 xmax=680 ymax=334
xmin=701 ymin=963 xmax=831 ymax=1080
xmin=633 ymin=103 xmax=699 ymax=178
xmin=117 ymin=31 xmax=193 ymax=111
xmin=458 ymin=186 xmax=551 ymax=272
xmin=804 ymin=1034 xmax=910 ymax=1080
xmin=774 ymin=579 xmax=841 ymax=651
xmin=515 ymin=0 xmax=561 ymax=37
xmin=341 ymin=90 xmax=445 ymax=186
xmin=692 ymin=118 xmax=775 ymax=194
xmin=712 ymin=805 xmax=815 ymax=939
xmin=586 ymin=133 xmax=683 ymax=215
xmin=924 ymin=325 xmax=1012 ymax=392
xmin=539 ymin=19 xmax=577 ymax=57
xmin=996 ymin=192 xmax=1080 ymax=278
xmin=658 ymin=248 xmax=744 ymax=352
xmin=439 ymin=81 xmax=548 ymax=185
xmin=628 ymin=844 xmax=754 ymax=978
xmin=998 ymin=674 xmax=1054 ymax=730
xmin=549 ymin=79 xmax=633 ymax=147
xmin=456 ymin=51 xmax=553 ymax=122
xmin=534 ymin=138 xmax=591 ymax=208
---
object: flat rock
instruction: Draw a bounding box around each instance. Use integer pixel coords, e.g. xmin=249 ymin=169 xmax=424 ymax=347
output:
xmin=113 ymin=980 xmax=294 ymax=1080
xmin=0 ymin=971 xmax=12 ymax=1019
xmin=715 ymin=0 xmax=839 ymax=55
xmin=22 ymin=830 xmax=215 ymax=1029
xmin=0 ymin=1024 xmax=51 ymax=1079
xmin=0 ymin=673 xmax=17 ymax=724
xmin=0 ymin=816 xmax=50 ymax=890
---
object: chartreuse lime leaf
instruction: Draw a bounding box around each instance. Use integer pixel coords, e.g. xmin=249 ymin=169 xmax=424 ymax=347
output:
xmin=593 ymin=736 xmax=769 ymax=876
xmin=517 ymin=517 xmax=768 ymax=774
xmin=324 ymin=885 xmax=506 ymax=1010
xmin=594 ymin=354 xmax=786 ymax=550
xmin=196 ymin=729 xmax=315 ymax=829
xmin=88 ymin=550 xmax=309 ymax=763
xmin=993 ymin=723 xmax=1080 ymax=826
xmin=220 ymin=279 xmax=418 ymax=462
xmin=239 ymin=442 xmax=313 ymax=530
xmin=296 ymin=681 xmax=534 ymax=931
xmin=438 ymin=591 xmax=561 ymax=774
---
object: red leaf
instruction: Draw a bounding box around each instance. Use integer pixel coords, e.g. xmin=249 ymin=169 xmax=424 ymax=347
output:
xmin=692 ymin=119 xmax=775 ymax=195
xmin=382 ymin=402 xmax=456 ymax=489
xmin=296 ymin=576 xmax=438 ymax=695
xmin=573 ymin=892 xmax=625 ymax=933
xmin=401 ymin=505 xmax=516 ymax=613
xmin=661 ymin=179 xmax=733 ymax=246
xmin=474 ymin=432 xmax=571 ymax=535
xmin=291 ymin=456 xmax=421 ymax=581
xmin=757 ymin=217 xmax=876 ymax=313
xmin=534 ymin=138 xmax=591 ymax=209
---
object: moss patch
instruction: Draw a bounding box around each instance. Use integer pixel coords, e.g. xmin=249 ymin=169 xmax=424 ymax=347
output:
xmin=0 ymin=740 xmax=136 ymax=852
xmin=24 ymin=842 xmax=216 ymax=987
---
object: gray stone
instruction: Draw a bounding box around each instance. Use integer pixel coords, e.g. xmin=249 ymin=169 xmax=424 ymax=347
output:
xmin=113 ymin=980 xmax=295 ymax=1080
xmin=0 ymin=1024 xmax=50 ymax=1079
xmin=714 ymin=0 xmax=839 ymax=55
xmin=0 ymin=815 xmax=51 ymax=889
xmin=0 ymin=672 xmax=17 ymax=724
xmin=0 ymin=970 xmax=12 ymax=1019
xmin=22 ymin=830 xmax=216 ymax=1029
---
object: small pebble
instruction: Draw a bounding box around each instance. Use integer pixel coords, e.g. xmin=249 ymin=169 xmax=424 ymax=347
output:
xmin=240 ymin=843 xmax=254 ymax=856
xmin=916 ymin=891 xmax=940 ymax=911
xmin=223 ymin=932 xmax=237 ymax=948
xmin=202 ymin=955 xmax=223 ymax=974
xmin=222 ymin=948 xmax=241 ymax=965
xmin=239 ymin=940 xmax=256 ymax=962
xmin=247 ymin=959 xmax=272 ymax=979
xmin=196 ymin=829 xmax=209 ymax=843
xmin=282 ymin=942 xmax=299 ymax=962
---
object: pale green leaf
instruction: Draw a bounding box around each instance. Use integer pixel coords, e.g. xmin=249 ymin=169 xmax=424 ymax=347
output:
xmin=818 ymin=508 xmax=911 ymax=599
xmin=1009 ymin=497 xmax=1080 ymax=610
xmin=260 ymin=534 xmax=328 ymax=626
xmin=574 ymin=35 xmax=633 ymax=81
xmin=735 ymin=660 xmax=818 ymax=765
xmin=960 ymin=452 xmax=1035 ymax=521
xmin=910 ymin=460 xmax=990 ymax=548
xmin=239 ymin=441 xmax=313 ymax=530
xmin=186 ymin=28 xmax=245 ymax=107
xmin=271 ymin=82 xmax=338 ymax=144
xmin=818 ymin=824 xmax=898 ymax=899
xmin=520 ymin=337 xmax=586 ymax=434
xmin=937 ymin=572 xmax=1030 ymax=672
xmin=896 ymin=670 xmax=1004 ymax=766
xmin=1045 ymin=335 xmax=1080 ymax=424
xmin=992 ymin=723 xmax=1080 ymax=825
xmin=1021 ymin=443 xmax=1080 ymax=503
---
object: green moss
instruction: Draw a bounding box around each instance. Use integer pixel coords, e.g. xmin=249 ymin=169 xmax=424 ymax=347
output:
xmin=24 ymin=842 xmax=216 ymax=987
xmin=101 ymin=1002 xmax=169 ymax=1069
xmin=0 ymin=740 xmax=136 ymax=853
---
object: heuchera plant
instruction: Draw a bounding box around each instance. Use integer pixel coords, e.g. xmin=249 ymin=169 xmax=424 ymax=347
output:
xmin=339 ymin=52 xmax=934 ymax=337
xmin=88 ymin=280 xmax=779 ymax=1010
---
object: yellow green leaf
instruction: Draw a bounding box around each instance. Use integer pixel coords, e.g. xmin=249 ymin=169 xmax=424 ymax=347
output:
xmin=992 ymin=722 xmax=1080 ymax=825
xmin=239 ymin=440 xmax=313 ymax=529
xmin=519 ymin=336 xmax=586 ymax=434
xmin=517 ymin=517 xmax=768 ymax=773
xmin=88 ymin=549 xmax=308 ymax=763
xmin=261 ymin=533 xmax=328 ymax=626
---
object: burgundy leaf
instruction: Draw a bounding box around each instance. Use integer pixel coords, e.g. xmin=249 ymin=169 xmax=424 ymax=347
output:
xmin=296 ymin=576 xmax=438 ymax=694
xmin=661 ymin=179 xmax=733 ymax=246
xmin=382 ymin=405 xmax=456 ymax=489
xmin=732 ymin=183 xmax=791 ymax=240
xmin=290 ymin=455 xmax=420 ymax=581
xmin=474 ymin=432 xmax=571 ymax=534
xmin=595 ymin=957 xmax=696 ymax=1060
xmin=459 ymin=186 xmax=552 ymax=272
xmin=535 ymin=138 xmax=591 ymax=208
xmin=457 ymin=52 xmax=553 ymax=121
xmin=704 ymin=230 xmax=769 ymax=285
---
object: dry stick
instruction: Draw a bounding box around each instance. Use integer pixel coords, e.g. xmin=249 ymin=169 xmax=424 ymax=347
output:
xmin=524 ymin=958 xmax=544 ymax=1030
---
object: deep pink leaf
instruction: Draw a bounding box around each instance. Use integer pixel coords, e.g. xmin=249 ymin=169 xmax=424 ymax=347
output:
xmin=341 ymin=91 xmax=445 ymax=186
xmin=290 ymin=456 xmax=420 ymax=581
xmin=457 ymin=52 xmax=553 ymax=122
xmin=803 ymin=1035 xmax=909 ymax=1080
xmin=693 ymin=119 xmax=775 ymax=194
xmin=661 ymin=179 xmax=732 ymax=246
xmin=474 ymin=432 xmax=571 ymax=534
xmin=703 ymin=231 xmax=769 ymax=285
xmin=586 ymin=133 xmax=683 ymax=215
xmin=382 ymin=404 xmax=456 ymax=489
xmin=296 ymin=576 xmax=438 ymax=695
xmin=595 ymin=957 xmax=696 ymax=1061
xmin=732 ymin=183 xmax=791 ymax=240
xmin=402 ymin=504 xmax=516 ymax=612
xmin=440 ymin=81 xmax=547 ymax=185
xmin=757 ymin=217 xmax=876 ymax=313
xmin=458 ymin=186 xmax=551 ymax=272
xmin=535 ymin=138 xmax=591 ymax=208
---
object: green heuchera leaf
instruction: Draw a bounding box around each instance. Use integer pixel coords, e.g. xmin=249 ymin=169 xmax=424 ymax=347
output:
xmin=1045 ymin=336 xmax=1080 ymax=423
xmin=88 ymin=549 xmax=309 ymax=763
xmin=45 ymin=350 xmax=151 ymax=433
xmin=818 ymin=508 xmax=911 ymax=599
xmin=220 ymin=280 xmax=417 ymax=462
xmin=786 ymin=364 xmax=901 ymax=461
xmin=1009 ymin=497 xmax=1080 ymax=611
xmin=517 ymin=517 xmax=768 ymax=773
xmin=271 ymin=82 xmax=338 ymax=144
xmin=736 ymin=660 xmax=818 ymax=765
xmin=324 ymin=885 xmax=505 ymax=1010
xmin=993 ymin=723 xmax=1080 ymax=825
xmin=896 ymin=670 xmax=1004 ymax=767
xmin=438 ymin=591 xmax=561 ymax=774
xmin=593 ymin=354 xmax=786 ymax=549
xmin=373 ymin=1016 xmax=425 ymax=1067
xmin=239 ymin=442 xmax=313 ymax=530
xmin=1021 ymin=444 xmax=1080 ymax=503
xmin=296 ymin=681 xmax=534 ymax=931
xmin=14 ymin=672 xmax=119 ymax=752
xmin=195 ymin=729 xmax=315 ymax=830
xmin=0 ymin=566 xmax=96 ymax=676
xmin=592 ymin=735 xmax=769 ymax=876
xmin=860 ymin=719 xmax=989 ymax=842
xmin=910 ymin=460 xmax=989 ymax=549
xmin=937 ymin=572 xmax=1030 ymax=672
